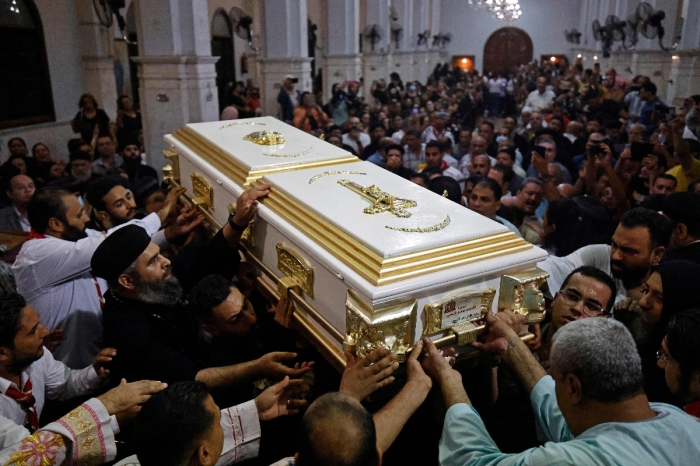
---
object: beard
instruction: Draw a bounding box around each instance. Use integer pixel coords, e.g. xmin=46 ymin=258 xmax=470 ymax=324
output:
xmin=610 ymin=258 xmax=650 ymax=284
xmin=136 ymin=273 xmax=183 ymax=306
xmin=62 ymin=223 xmax=88 ymax=242
xmin=72 ymin=166 xmax=92 ymax=182
xmin=10 ymin=349 xmax=44 ymax=374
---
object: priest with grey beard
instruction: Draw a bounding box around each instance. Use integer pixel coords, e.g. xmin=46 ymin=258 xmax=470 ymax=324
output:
xmin=90 ymin=183 xmax=284 ymax=391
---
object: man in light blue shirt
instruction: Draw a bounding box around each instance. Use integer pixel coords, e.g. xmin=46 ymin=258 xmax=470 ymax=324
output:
xmin=420 ymin=314 xmax=700 ymax=465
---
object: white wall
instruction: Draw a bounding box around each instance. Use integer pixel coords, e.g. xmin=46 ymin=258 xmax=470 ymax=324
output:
xmin=441 ymin=0 xmax=583 ymax=71
xmin=34 ymin=0 xmax=87 ymax=122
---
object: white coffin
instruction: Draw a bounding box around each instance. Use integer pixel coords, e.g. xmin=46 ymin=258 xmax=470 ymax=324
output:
xmin=164 ymin=120 xmax=548 ymax=370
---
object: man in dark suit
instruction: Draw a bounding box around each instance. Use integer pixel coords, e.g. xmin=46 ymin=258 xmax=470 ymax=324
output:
xmin=0 ymin=174 xmax=35 ymax=232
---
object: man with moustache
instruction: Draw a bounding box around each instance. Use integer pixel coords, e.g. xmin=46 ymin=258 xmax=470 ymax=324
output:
xmin=90 ymin=184 xmax=311 ymax=388
xmin=539 ymin=208 xmax=672 ymax=304
xmin=11 ymin=186 xmax=195 ymax=368
xmin=50 ymin=151 xmax=100 ymax=194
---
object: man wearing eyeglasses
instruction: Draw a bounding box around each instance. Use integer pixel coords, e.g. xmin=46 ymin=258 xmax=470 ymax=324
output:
xmin=534 ymin=266 xmax=616 ymax=372
xmin=484 ymin=266 xmax=616 ymax=452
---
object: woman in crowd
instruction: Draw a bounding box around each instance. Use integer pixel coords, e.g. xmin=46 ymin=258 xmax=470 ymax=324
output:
xmin=70 ymin=93 xmax=110 ymax=143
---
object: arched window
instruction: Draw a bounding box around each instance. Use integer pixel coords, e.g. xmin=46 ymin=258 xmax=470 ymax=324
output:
xmin=0 ymin=0 xmax=54 ymax=129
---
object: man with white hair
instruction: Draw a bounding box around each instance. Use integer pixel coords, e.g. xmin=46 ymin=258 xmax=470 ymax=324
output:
xmin=421 ymin=314 xmax=700 ymax=465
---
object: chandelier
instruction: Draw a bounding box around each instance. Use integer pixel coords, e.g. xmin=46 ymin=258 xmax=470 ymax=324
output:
xmin=469 ymin=0 xmax=522 ymax=22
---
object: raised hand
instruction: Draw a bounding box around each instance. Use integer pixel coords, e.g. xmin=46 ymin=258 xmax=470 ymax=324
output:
xmin=157 ymin=186 xmax=187 ymax=222
xmin=339 ymin=347 xmax=399 ymax=401
xmin=97 ymin=379 xmax=167 ymax=415
xmin=233 ymin=183 xmax=271 ymax=227
xmin=43 ymin=329 xmax=67 ymax=353
xmin=255 ymin=352 xmax=314 ymax=380
xmin=269 ymin=296 xmax=295 ymax=329
xmin=164 ymin=206 xmax=205 ymax=240
xmin=92 ymin=347 xmax=116 ymax=379
xmin=471 ymin=310 xmax=525 ymax=357
xmin=255 ymin=376 xmax=309 ymax=421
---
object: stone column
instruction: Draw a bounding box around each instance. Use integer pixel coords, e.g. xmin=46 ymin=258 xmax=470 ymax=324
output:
xmin=324 ymin=0 xmax=362 ymax=102
xmin=258 ymin=0 xmax=313 ymax=118
xmin=391 ymin=0 xmax=416 ymax=82
xmin=74 ymin=0 xmax=118 ymax=120
xmin=413 ymin=0 xmax=431 ymax=82
xmin=362 ymin=0 xmax=391 ymax=90
xmin=133 ymin=0 xmax=219 ymax=171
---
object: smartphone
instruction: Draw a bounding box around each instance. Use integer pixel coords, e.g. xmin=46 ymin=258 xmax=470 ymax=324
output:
xmin=413 ymin=108 xmax=419 ymax=114
xmin=290 ymin=77 xmax=299 ymax=84
xmin=533 ymin=145 xmax=547 ymax=158
xmin=631 ymin=142 xmax=654 ymax=162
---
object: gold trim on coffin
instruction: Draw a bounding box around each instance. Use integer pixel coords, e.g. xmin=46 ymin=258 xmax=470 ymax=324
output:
xmin=255 ymin=183 xmax=533 ymax=287
xmin=171 ymin=126 xmax=358 ymax=186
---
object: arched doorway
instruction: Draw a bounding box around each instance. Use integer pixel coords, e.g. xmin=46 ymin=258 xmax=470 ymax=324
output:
xmin=483 ymin=27 xmax=533 ymax=73
xmin=211 ymin=9 xmax=236 ymax=114
xmin=0 ymin=0 xmax=54 ymax=128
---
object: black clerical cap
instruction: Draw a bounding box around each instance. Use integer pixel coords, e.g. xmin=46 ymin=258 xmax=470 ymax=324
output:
xmin=91 ymin=224 xmax=152 ymax=280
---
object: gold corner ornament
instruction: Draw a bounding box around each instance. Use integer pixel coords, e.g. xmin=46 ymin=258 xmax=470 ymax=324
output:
xmin=276 ymin=244 xmax=314 ymax=298
xmin=385 ymin=215 xmax=451 ymax=233
xmin=308 ymin=171 xmax=367 ymax=184
xmin=220 ymin=121 xmax=266 ymax=130
xmin=442 ymin=190 xmax=448 ymax=197
xmin=498 ymin=268 xmax=550 ymax=324
xmin=190 ymin=173 xmax=214 ymax=209
xmin=338 ymin=179 xmax=417 ymax=218
xmin=162 ymin=149 xmax=180 ymax=183
xmin=262 ymin=147 xmax=313 ymax=158
xmin=244 ymin=130 xmax=286 ymax=146
xmin=423 ymin=288 xmax=496 ymax=337
xmin=344 ymin=290 xmax=416 ymax=362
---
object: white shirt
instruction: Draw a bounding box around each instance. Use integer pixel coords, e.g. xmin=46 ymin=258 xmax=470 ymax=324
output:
xmin=341 ymin=132 xmax=371 ymax=156
xmin=114 ymin=400 xmax=261 ymax=466
xmin=403 ymin=143 xmax=426 ymax=170
xmin=421 ymin=126 xmax=455 ymax=145
xmin=442 ymin=165 xmax=466 ymax=191
xmin=13 ymin=207 xmax=30 ymax=232
xmin=522 ymin=89 xmax=556 ymax=114
xmin=458 ymin=154 xmax=497 ymax=178
xmin=13 ymin=213 xmax=163 ymax=368
xmin=538 ymin=244 xmax=627 ymax=304
xmin=391 ymin=129 xmax=405 ymax=145
xmin=0 ymin=348 xmax=100 ymax=427
xmin=488 ymin=78 xmax=506 ymax=94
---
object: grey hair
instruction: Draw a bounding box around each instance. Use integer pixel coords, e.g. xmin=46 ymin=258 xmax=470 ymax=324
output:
xmin=551 ymin=318 xmax=644 ymax=403
xmin=519 ymin=177 xmax=543 ymax=191
xmin=538 ymin=138 xmax=557 ymax=150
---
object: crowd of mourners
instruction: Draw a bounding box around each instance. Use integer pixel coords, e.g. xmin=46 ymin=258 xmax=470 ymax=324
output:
xmin=0 ymin=56 xmax=699 ymax=466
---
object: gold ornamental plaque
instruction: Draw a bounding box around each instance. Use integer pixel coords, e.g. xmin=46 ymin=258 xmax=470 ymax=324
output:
xmin=276 ymin=244 xmax=314 ymax=298
xmin=423 ymin=288 xmax=496 ymax=336
xmin=498 ymin=268 xmax=550 ymax=324
xmin=190 ymin=173 xmax=214 ymax=209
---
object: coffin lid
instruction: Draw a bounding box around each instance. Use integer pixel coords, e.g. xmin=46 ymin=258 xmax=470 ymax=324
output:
xmin=168 ymin=117 xmax=358 ymax=186
xmin=258 ymin=161 xmax=533 ymax=287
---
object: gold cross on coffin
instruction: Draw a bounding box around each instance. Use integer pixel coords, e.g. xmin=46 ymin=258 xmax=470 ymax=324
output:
xmin=338 ymin=179 xmax=417 ymax=218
